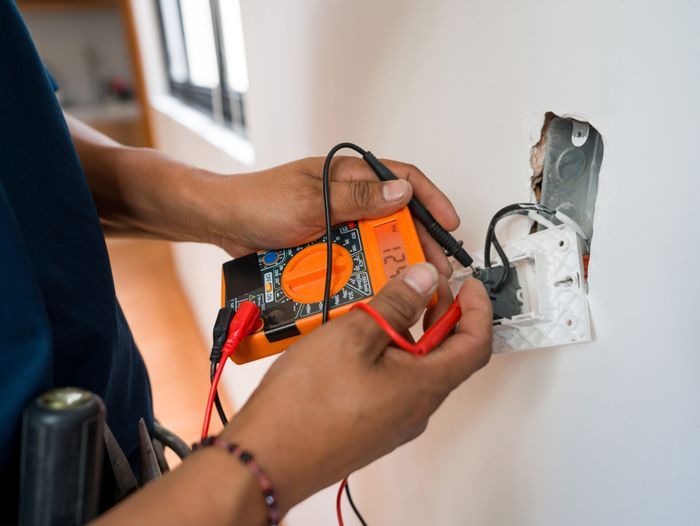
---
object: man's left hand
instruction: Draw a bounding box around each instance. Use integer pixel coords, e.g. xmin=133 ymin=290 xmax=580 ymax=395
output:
xmin=200 ymin=156 xmax=460 ymax=277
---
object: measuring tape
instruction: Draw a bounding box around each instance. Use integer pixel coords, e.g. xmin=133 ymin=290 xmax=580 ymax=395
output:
xmin=221 ymin=207 xmax=430 ymax=364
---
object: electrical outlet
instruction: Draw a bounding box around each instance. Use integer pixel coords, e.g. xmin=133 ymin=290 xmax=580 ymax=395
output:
xmin=452 ymin=225 xmax=591 ymax=353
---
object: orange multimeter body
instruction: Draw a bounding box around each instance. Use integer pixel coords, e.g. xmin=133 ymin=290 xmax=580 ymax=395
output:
xmin=221 ymin=207 xmax=430 ymax=364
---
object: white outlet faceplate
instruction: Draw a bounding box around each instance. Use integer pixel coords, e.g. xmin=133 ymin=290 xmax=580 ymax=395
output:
xmin=451 ymin=225 xmax=591 ymax=353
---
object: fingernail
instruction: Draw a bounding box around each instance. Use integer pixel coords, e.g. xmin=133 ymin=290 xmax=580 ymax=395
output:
xmin=403 ymin=263 xmax=438 ymax=295
xmin=382 ymin=180 xmax=410 ymax=202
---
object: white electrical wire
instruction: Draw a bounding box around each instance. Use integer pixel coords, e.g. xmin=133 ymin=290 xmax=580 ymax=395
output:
xmin=527 ymin=210 xmax=557 ymax=230
xmin=551 ymin=209 xmax=590 ymax=251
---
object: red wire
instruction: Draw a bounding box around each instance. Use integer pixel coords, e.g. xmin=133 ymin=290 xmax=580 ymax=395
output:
xmin=202 ymin=301 xmax=261 ymax=440
xmin=352 ymin=295 xmax=461 ymax=355
xmin=353 ymin=302 xmax=422 ymax=354
xmin=336 ymin=296 xmax=462 ymax=525
xmin=202 ymin=349 xmax=234 ymax=440
xmin=336 ymin=477 xmax=348 ymax=526
xmin=414 ymin=295 xmax=462 ymax=352
xmin=203 ymin=297 xmax=459 ymax=521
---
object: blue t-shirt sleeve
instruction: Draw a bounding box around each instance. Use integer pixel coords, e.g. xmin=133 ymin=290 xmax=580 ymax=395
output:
xmin=44 ymin=68 xmax=58 ymax=92
xmin=0 ymin=184 xmax=52 ymax=471
xmin=0 ymin=2 xmax=153 ymax=502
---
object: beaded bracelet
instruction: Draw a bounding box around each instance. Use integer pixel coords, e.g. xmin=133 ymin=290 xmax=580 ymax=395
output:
xmin=193 ymin=436 xmax=281 ymax=526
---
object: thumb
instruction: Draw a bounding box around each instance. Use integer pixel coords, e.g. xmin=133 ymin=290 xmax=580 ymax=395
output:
xmin=330 ymin=179 xmax=412 ymax=222
xmin=348 ymin=263 xmax=438 ymax=357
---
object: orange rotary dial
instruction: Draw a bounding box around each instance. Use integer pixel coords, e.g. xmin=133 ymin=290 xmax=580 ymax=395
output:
xmin=281 ymin=243 xmax=353 ymax=304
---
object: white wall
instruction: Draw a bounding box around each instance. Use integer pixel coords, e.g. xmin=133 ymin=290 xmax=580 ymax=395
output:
xmin=131 ymin=1 xmax=700 ymax=524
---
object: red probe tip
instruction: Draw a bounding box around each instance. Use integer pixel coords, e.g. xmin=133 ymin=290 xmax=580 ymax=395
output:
xmin=417 ymin=296 xmax=461 ymax=353
xmin=229 ymin=301 xmax=262 ymax=340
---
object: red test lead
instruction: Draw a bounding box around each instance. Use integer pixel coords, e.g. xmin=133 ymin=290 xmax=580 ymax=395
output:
xmin=352 ymin=295 xmax=462 ymax=355
xmin=338 ymin=294 xmax=462 ymax=525
xmin=201 ymin=301 xmax=261 ymax=440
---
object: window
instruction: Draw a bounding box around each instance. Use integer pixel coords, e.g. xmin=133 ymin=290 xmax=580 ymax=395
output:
xmin=156 ymin=0 xmax=248 ymax=135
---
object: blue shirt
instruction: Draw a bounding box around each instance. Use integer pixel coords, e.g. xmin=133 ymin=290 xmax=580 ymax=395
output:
xmin=0 ymin=1 xmax=153 ymax=512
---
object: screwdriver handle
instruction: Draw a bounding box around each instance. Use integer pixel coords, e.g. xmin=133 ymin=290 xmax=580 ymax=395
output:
xmin=19 ymin=388 xmax=105 ymax=525
xmin=362 ymin=151 xmax=473 ymax=268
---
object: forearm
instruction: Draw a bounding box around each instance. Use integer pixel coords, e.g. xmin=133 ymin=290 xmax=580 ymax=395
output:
xmin=93 ymin=447 xmax=268 ymax=525
xmin=66 ymin=114 xmax=217 ymax=243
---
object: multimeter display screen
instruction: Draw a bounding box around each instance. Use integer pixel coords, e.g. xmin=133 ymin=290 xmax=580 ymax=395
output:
xmin=375 ymin=220 xmax=409 ymax=280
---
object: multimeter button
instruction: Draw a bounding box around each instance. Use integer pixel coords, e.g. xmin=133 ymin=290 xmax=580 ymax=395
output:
xmin=281 ymin=243 xmax=353 ymax=304
xmin=263 ymin=251 xmax=279 ymax=266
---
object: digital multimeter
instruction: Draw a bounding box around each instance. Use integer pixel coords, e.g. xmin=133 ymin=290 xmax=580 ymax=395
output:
xmin=221 ymin=207 xmax=428 ymax=364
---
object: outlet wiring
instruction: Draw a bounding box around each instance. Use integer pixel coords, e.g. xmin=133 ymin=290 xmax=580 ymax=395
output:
xmin=484 ymin=203 xmax=589 ymax=293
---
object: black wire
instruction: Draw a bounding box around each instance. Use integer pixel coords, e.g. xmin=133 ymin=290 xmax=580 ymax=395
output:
xmin=153 ymin=421 xmax=191 ymax=459
xmin=484 ymin=203 xmax=558 ymax=267
xmin=321 ymin=142 xmax=367 ymax=323
xmin=344 ymin=481 xmax=368 ymax=526
xmin=322 ymin=142 xmax=369 ymax=526
xmin=484 ymin=203 xmax=559 ymax=293
xmin=211 ymin=361 xmax=229 ymax=426
xmin=210 ymin=307 xmax=235 ymax=426
xmin=488 ymin=233 xmax=510 ymax=293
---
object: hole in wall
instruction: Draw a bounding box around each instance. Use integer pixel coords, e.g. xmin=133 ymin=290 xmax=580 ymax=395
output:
xmin=530 ymin=112 xmax=557 ymax=203
xmin=530 ymin=112 xmax=604 ymax=279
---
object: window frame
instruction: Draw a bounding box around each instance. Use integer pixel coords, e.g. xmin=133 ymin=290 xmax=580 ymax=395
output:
xmin=155 ymin=0 xmax=247 ymax=136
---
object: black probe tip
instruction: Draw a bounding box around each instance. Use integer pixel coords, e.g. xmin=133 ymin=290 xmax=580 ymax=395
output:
xmin=452 ymin=246 xmax=473 ymax=268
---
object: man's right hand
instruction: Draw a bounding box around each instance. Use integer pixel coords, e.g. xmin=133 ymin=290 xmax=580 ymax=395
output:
xmin=222 ymin=262 xmax=493 ymax=514
xmin=93 ymin=263 xmax=492 ymax=526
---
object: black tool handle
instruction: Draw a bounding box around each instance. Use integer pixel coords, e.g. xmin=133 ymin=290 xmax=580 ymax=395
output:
xmin=362 ymin=151 xmax=473 ymax=268
xmin=19 ymin=388 xmax=105 ymax=526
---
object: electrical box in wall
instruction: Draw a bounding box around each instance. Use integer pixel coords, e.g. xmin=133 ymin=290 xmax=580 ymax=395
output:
xmin=452 ymin=114 xmax=603 ymax=353
xmin=452 ymin=225 xmax=591 ymax=353
xmin=539 ymin=117 xmax=603 ymax=242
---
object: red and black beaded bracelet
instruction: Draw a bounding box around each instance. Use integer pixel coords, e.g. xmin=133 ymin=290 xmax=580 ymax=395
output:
xmin=193 ymin=436 xmax=281 ymax=526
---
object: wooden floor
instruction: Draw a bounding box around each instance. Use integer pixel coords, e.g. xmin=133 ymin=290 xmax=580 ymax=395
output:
xmin=106 ymin=239 xmax=233 ymax=465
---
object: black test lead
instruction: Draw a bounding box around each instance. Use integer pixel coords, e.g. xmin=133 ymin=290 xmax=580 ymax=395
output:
xmin=360 ymin=150 xmax=475 ymax=270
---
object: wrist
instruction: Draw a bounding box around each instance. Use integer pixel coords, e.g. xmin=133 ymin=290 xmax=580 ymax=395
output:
xmin=94 ymin=442 xmax=270 ymax=525
xmin=196 ymin=170 xmax=249 ymax=255
xmin=219 ymin=421 xmax=310 ymax=515
xmin=194 ymin=171 xmax=254 ymax=255
xmin=172 ymin=166 xmax=228 ymax=244
xmin=190 ymin=446 xmax=270 ymax=525
xmin=194 ymin=437 xmax=282 ymax=525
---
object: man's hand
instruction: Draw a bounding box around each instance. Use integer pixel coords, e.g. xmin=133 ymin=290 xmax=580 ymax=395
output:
xmin=68 ymin=116 xmax=460 ymax=276
xmin=201 ymin=157 xmax=461 ymax=276
xmin=221 ymin=263 xmax=492 ymax=513
xmin=93 ymin=265 xmax=491 ymax=525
